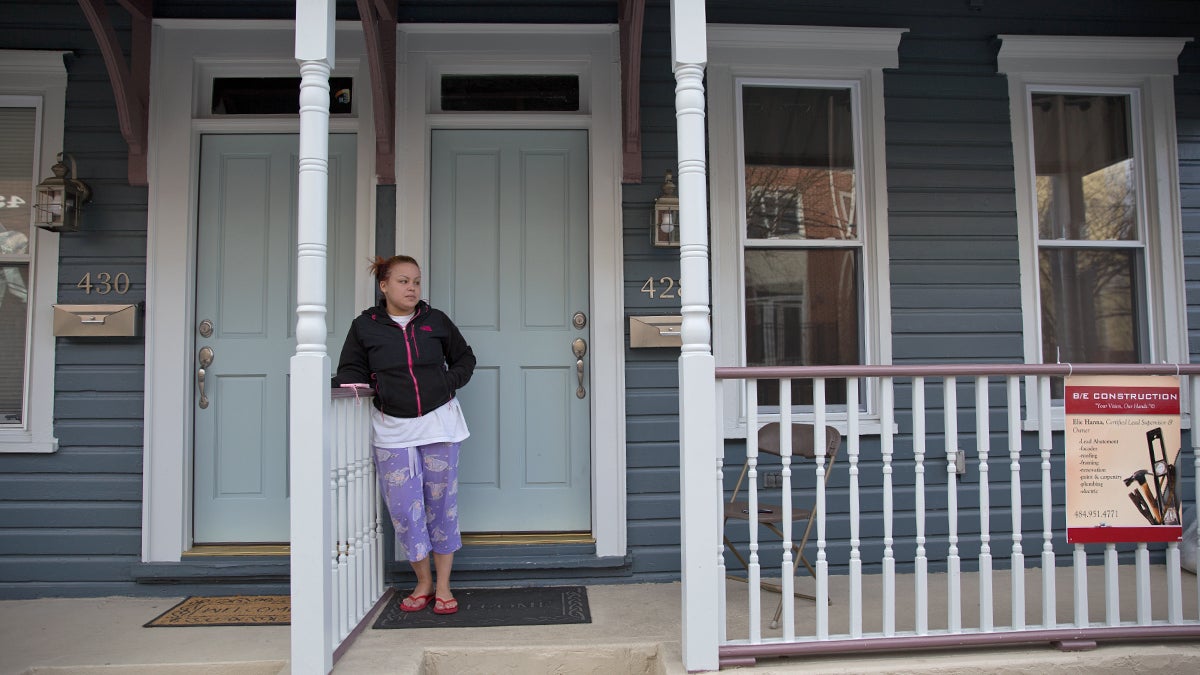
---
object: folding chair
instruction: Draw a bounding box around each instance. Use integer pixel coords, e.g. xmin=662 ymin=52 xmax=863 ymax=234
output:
xmin=723 ymin=422 xmax=842 ymax=628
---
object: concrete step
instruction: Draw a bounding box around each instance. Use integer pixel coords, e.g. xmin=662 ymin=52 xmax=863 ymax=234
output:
xmin=22 ymin=662 xmax=287 ymax=675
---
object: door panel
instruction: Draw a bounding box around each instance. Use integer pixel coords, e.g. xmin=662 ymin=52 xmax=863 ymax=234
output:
xmin=193 ymin=133 xmax=356 ymax=543
xmin=431 ymin=129 xmax=591 ymax=532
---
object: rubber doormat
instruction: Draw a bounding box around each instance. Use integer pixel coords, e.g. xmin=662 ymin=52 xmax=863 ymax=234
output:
xmin=144 ymin=595 xmax=290 ymax=627
xmin=372 ymin=585 xmax=590 ymax=629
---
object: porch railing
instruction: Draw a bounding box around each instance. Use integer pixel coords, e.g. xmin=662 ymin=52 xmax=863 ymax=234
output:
xmin=328 ymin=387 xmax=385 ymax=662
xmin=711 ymin=363 xmax=1200 ymax=668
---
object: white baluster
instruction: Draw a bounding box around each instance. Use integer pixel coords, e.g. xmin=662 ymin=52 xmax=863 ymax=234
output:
xmin=814 ymin=378 xmax=829 ymax=639
xmin=944 ymin=376 xmax=961 ymax=632
xmin=847 ymin=377 xmax=862 ymax=638
xmin=1105 ymin=542 xmax=1119 ymax=626
xmin=337 ymin=400 xmax=349 ymax=640
xmin=1039 ymin=376 xmax=1056 ymax=628
xmin=361 ymin=405 xmax=373 ymax=617
xmin=329 ymin=419 xmax=340 ymax=648
xmin=1073 ymin=544 xmax=1088 ymax=628
xmin=715 ymin=382 xmax=728 ymax=644
xmin=348 ymin=410 xmax=361 ymax=626
xmin=746 ymin=382 xmax=760 ymax=643
xmin=913 ymin=376 xmax=928 ymax=635
xmin=976 ymin=376 xmax=992 ymax=631
xmin=1008 ymin=376 xmax=1024 ymax=630
xmin=369 ymin=399 xmax=383 ymax=602
xmin=881 ymin=376 xmax=895 ymax=636
xmin=1193 ymin=375 xmax=1200 ymax=621
xmin=1168 ymin=541 xmax=1183 ymax=624
xmin=778 ymin=379 xmax=794 ymax=637
xmin=1136 ymin=541 xmax=1151 ymax=624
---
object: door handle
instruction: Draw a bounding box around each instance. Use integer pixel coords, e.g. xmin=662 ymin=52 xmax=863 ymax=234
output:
xmin=572 ymin=338 xmax=587 ymax=399
xmin=197 ymin=346 xmax=214 ymax=409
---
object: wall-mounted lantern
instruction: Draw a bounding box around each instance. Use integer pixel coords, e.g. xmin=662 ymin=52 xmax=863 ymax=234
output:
xmin=652 ymin=171 xmax=680 ymax=248
xmin=34 ymin=154 xmax=91 ymax=233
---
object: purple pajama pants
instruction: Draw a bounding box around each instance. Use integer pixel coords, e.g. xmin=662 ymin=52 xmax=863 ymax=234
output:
xmin=373 ymin=442 xmax=462 ymax=562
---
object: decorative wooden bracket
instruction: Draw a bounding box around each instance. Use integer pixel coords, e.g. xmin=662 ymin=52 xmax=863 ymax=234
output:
xmin=78 ymin=0 xmax=152 ymax=187
xmin=358 ymin=0 xmax=397 ymax=185
xmin=619 ymin=0 xmax=645 ymax=184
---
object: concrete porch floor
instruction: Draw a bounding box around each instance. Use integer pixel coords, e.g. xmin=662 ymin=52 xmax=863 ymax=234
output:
xmin=3 ymin=570 xmax=1200 ymax=674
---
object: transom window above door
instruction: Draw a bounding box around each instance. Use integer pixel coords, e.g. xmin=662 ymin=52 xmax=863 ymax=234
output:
xmin=210 ymin=77 xmax=354 ymax=115
xmin=440 ymin=74 xmax=580 ymax=112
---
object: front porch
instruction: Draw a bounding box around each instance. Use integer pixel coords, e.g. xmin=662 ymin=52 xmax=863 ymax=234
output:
xmin=308 ymin=365 xmax=1200 ymax=672
xmin=3 ymin=574 xmax=1198 ymax=673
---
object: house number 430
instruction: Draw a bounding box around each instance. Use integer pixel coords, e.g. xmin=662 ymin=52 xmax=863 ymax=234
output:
xmin=76 ymin=272 xmax=131 ymax=295
xmin=641 ymin=276 xmax=681 ymax=300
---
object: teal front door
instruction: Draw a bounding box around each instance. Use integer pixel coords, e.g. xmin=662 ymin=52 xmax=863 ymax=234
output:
xmin=430 ymin=129 xmax=592 ymax=532
xmin=192 ymin=133 xmax=357 ymax=543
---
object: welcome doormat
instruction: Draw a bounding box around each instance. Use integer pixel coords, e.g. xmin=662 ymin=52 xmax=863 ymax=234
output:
xmin=372 ymin=585 xmax=590 ymax=629
xmin=144 ymin=595 xmax=290 ymax=627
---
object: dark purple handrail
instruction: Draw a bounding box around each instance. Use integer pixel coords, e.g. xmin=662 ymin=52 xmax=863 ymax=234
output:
xmin=716 ymin=363 xmax=1200 ymax=379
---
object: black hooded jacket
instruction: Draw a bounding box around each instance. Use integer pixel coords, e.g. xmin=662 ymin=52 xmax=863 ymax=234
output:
xmin=332 ymin=300 xmax=476 ymax=418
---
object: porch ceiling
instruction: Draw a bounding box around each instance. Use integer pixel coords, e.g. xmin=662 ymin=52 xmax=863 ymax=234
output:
xmin=79 ymin=0 xmax=643 ymax=187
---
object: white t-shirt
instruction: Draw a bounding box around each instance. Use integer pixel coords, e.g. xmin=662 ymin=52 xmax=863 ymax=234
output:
xmin=370 ymin=311 xmax=471 ymax=448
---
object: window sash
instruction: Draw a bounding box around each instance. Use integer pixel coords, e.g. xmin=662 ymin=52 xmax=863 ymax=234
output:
xmin=737 ymin=81 xmax=867 ymax=408
xmin=0 ymin=102 xmax=38 ymax=427
xmin=1028 ymin=86 xmax=1149 ymax=373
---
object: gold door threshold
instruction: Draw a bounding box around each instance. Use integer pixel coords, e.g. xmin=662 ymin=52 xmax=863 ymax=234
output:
xmin=462 ymin=532 xmax=594 ymax=546
xmin=184 ymin=544 xmax=290 ymax=557
xmin=185 ymin=534 xmax=592 ymax=554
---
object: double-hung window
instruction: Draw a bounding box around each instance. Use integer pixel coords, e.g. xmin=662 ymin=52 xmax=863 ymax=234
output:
xmin=0 ymin=103 xmax=37 ymax=425
xmin=741 ymin=84 xmax=862 ymax=408
xmin=0 ymin=51 xmax=67 ymax=453
xmin=708 ymin=26 xmax=904 ymax=436
xmin=999 ymin=36 xmax=1190 ymax=423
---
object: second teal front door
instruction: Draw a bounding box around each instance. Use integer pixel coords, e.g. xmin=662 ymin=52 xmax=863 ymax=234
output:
xmin=430 ymin=129 xmax=592 ymax=532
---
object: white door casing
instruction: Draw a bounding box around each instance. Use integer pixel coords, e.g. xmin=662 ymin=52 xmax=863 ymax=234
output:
xmin=397 ymin=25 xmax=626 ymax=555
xmin=143 ymin=21 xmax=374 ymax=560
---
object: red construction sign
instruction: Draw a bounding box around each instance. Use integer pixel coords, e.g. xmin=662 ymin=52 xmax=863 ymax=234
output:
xmin=1064 ymin=375 xmax=1183 ymax=544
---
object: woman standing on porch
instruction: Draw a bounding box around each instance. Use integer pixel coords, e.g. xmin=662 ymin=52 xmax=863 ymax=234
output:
xmin=333 ymin=255 xmax=476 ymax=616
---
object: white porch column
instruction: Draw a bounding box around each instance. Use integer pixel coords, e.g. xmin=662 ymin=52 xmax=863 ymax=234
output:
xmin=672 ymin=1 xmax=719 ymax=671
xmin=292 ymin=1 xmax=336 ymax=673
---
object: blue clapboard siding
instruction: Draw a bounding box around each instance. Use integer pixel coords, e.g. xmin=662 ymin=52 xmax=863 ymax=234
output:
xmin=623 ymin=0 xmax=1200 ymax=580
xmin=0 ymin=1 xmax=149 ymax=598
xmin=2 ymin=0 xmax=1199 ymax=597
xmin=0 ymin=0 xmax=629 ymax=600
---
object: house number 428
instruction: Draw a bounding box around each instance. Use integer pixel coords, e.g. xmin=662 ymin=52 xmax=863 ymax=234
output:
xmin=641 ymin=276 xmax=681 ymax=300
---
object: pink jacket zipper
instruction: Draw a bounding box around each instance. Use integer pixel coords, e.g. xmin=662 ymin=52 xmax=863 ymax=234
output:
xmin=400 ymin=319 xmax=423 ymax=416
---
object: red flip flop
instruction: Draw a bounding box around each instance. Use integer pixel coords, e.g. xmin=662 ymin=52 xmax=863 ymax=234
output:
xmin=433 ymin=596 xmax=458 ymax=615
xmin=400 ymin=593 xmax=434 ymax=612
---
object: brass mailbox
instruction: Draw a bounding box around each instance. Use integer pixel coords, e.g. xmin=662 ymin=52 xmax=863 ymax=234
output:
xmin=629 ymin=315 xmax=682 ymax=348
xmin=53 ymin=303 xmax=141 ymax=337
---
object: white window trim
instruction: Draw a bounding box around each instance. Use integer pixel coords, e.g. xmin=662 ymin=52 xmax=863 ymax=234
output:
xmin=707 ymin=25 xmax=904 ymax=438
xmin=998 ymin=35 xmax=1192 ymax=430
xmin=0 ymin=51 xmax=67 ymax=454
